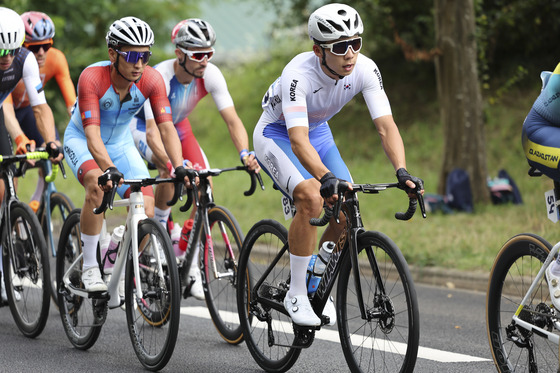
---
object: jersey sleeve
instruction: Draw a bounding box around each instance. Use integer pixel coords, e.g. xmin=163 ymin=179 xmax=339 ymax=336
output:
xmin=50 ymin=49 xmax=77 ymax=107
xmin=143 ymin=67 xmax=172 ymax=124
xmin=21 ymin=53 xmax=47 ymax=107
xmin=76 ymin=67 xmax=103 ymax=128
xmin=359 ymin=58 xmax=392 ymax=120
xmin=281 ymin=68 xmax=311 ymax=129
xmin=203 ymin=63 xmax=234 ymax=111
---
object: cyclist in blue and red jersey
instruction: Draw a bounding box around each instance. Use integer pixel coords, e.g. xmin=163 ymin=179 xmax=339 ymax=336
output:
xmin=129 ymin=18 xmax=259 ymax=299
xmin=253 ymin=4 xmax=423 ymax=326
xmin=63 ymin=16 xmax=187 ymax=293
xmin=522 ymin=63 xmax=560 ymax=308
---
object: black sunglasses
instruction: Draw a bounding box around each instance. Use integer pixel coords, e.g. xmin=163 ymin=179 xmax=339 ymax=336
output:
xmin=26 ymin=43 xmax=53 ymax=54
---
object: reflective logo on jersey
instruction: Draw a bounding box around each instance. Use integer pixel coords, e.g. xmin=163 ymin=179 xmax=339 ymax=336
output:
xmin=525 ymin=138 xmax=560 ymax=169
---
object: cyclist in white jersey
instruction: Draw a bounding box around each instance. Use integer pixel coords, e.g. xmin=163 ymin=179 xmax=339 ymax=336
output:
xmin=129 ymin=19 xmax=259 ymax=299
xmin=254 ymin=3 xmax=423 ymax=326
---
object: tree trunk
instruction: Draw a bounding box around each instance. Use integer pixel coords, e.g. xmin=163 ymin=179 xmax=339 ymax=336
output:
xmin=434 ymin=0 xmax=489 ymax=204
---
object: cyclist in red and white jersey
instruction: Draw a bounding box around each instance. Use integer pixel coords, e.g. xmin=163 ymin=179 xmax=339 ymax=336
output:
xmin=254 ymin=4 xmax=423 ymax=326
xmin=63 ymin=17 xmax=187 ymax=292
xmin=6 ymin=11 xmax=77 ymax=212
xmin=129 ymin=19 xmax=259 ymax=299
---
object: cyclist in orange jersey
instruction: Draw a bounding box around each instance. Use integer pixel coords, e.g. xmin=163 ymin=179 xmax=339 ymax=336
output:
xmin=6 ymin=11 xmax=76 ymax=211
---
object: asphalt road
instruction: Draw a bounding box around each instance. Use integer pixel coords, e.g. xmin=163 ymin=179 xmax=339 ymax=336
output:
xmin=0 ymin=282 xmax=497 ymax=373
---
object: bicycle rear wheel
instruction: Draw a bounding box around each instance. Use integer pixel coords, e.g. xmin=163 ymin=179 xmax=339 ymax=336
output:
xmin=41 ymin=191 xmax=74 ymax=307
xmin=2 ymin=202 xmax=50 ymax=338
xmin=56 ymin=209 xmax=105 ymax=350
xmin=237 ymin=219 xmax=302 ymax=373
xmin=486 ymin=233 xmax=555 ymax=373
xmin=202 ymin=206 xmax=244 ymax=344
xmin=337 ymin=231 xmax=419 ymax=373
xmin=125 ymin=218 xmax=180 ymax=372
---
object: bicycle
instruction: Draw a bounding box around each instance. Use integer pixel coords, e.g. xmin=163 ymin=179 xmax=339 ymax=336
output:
xmin=486 ymin=167 xmax=560 ymax=372
xmin=236 ymin=179 xmax=426 ymax=373
xmin=177 ymin=165 xmax=263 ymax=344
xmin=28 ymin=159 xmax=74 ymax=306
xmin=56 ymin=174 xmax=183 ymax=371
xmin=0 ymin=150 xmax=56 ymax=338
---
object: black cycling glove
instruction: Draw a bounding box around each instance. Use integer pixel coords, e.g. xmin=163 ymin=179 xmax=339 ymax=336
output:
xmin=46 ymin=141 xmax=62 ymax=159
xmin=396 ymin=168 xmax=424 ymax=192
xmin=174 ymin=165 xmax=188 ymax=181
xmin=319 ymin=172 xmax=345 ymax=198
xmin=98 ymin=166 xmax=123 ymax=187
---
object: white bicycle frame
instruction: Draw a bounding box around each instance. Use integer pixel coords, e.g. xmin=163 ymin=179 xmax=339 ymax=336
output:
xmin=62 ymin=189 xmax=166 ymax=309
xmin=511 ymin=242 xmax=560 ymax=346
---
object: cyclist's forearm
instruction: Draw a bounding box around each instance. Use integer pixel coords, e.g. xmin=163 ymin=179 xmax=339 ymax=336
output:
xmin=85 ymin=126 xmax=114 ymax=171
xmin=32 ymin=103 xmax=58 ymax=144
xmin=221 ymin=106 xmax=249 ymax=152
xmin=157 ymin=121 xmax=183 ymax=168
xmin=2 ymin=102 xmax=24 ymax=139
xmin=146 ymin=119 xmax=170 ymax=165
xmin=288 ymin=126 xmax=330 ymax=180
xmin=375 ymin=116 xmax=407 ymax=171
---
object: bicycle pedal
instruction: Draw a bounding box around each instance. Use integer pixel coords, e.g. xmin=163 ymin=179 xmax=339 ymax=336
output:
xmin=89 ymin=290 xmax=109 ymax=300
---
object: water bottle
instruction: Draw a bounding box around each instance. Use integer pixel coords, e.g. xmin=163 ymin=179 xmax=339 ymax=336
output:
xmin=178 ymin=219 xmax=194 ymax=252
xmin=170 ymin=222 xmax=182 ymax=257
xmin=101 ymin=225 xmax=124 ymax=274
xmin=306 ymin=241 xmax=335 ymax=295
xmin=314 ymin=241 xmax=335 ymax=275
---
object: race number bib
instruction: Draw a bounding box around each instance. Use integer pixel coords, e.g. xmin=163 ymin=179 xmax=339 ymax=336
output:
xmin=545 ymin=189 xmax=559 ymax=223
xmin=282 ymin=195 xmax=296 ymax=220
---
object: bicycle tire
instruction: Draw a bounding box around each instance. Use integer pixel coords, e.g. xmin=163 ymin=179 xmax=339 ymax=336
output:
xmin=125 ymin=218 xmax=180 ymax=372
xmin=237 ymin=219 xmax=302 ymax=373
xmin=337 ymin=230 xmax=419 ymax=373
xmin=486 ymin=233 xmax=555 ymax=373
xmin=202 ymin=205 xmax=245 ymax=344
xmin=56 ymin=208 xmax=105 ymax=350
xmin=40 ymin=191 xmax=75 ymax=307
xmin=2 ymin=202 xmax=50 ymax=338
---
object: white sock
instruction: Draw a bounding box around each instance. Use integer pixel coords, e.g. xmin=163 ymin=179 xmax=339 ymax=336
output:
xmin=81 ymin=233 xmax=100 ymax=270
xmin=287 ymin=254 xmax=312 ymax=297
xmin=30 ymin=178 xmax=45 ymax=202
xmin=154 ymin=207 xmax=171 ymax=228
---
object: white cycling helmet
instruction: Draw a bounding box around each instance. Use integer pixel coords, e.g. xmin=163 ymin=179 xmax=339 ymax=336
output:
xmin=0 ymin=7 xmax=25 ymax=50
xmin=308 ymin=3 xmax=363 ymax=42
xmin=106 ymin=16 xmax=154 ymax=48
xmin=172 ymin=18 xmax=216 ymax=49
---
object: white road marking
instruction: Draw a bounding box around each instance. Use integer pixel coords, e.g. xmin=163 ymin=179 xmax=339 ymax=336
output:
xmin=180 ymin=306 xmax=490 ymax=363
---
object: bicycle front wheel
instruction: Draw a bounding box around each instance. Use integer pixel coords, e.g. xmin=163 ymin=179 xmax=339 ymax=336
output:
xmin=2 ymin=202 xmax=50 ymax=338
xmin=41 ymin=191 xmax=74 ymax=307
xmin=337 ymin=231 xmax=419 ymax=373
xmin=237 ymin=219 xmax=302 ymax=373
xmin=56 ymin=208 xmax=105 ymax=350
xmin=125 ymin=218 xmax=180 ymax=372
xmin=486 ymin=233 xmax=555 ymax=373
xmin=203 ymin=206 xmax=244 ymax=344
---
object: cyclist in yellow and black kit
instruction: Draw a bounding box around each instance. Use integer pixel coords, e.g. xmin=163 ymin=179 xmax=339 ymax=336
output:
xmin=522 ymin=62 xmax=560 ymax=310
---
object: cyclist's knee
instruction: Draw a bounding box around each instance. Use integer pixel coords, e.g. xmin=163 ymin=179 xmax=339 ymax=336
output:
xmin=293 ymin=181 xmax=323 ymax=216
xmin=144 ymin=196 xmax=155 ymax=218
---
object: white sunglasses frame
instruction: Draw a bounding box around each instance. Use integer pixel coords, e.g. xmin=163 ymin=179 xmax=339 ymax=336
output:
xmin=319 ymin=37 xmax=362 ymax=56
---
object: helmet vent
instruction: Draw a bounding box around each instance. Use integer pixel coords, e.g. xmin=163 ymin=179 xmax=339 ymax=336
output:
xmin=326 ymin=20 xmax=344 ymax=32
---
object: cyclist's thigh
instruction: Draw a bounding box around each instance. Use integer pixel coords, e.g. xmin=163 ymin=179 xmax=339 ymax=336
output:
xmin=128 ymin=117 xmax=154 ymax=163
xmin=107 ymin=139 xmax=151 ymax=198
xmin=0 ymin=106 xmax=13 ymax=156
xmin=63 ymin=125 xmax=94 ymax=181
xmin=522 ymin=108 xmax=560 ymax=180
xmin=177 ymin=117 xmax=209 ymax=170
xmin=254 ymin=122 xmax=313 ymax=200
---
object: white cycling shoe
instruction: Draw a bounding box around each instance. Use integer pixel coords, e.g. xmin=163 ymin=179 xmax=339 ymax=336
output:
xmin=82 ymin=267 xmax=107 ymax=292
xmin=284 ymin=294 xmax=321 ymax=326
xmin=322 ymin=296 xmax=337 ymax=326
xmin=188 ymin=263 xmax=205 ymax=300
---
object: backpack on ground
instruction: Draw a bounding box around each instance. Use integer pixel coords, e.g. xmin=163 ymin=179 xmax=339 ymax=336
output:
xmin=445 ymin=168 xmax=474 ymax=212
xmin=488 ymin=169 xmax=523 ymax=205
